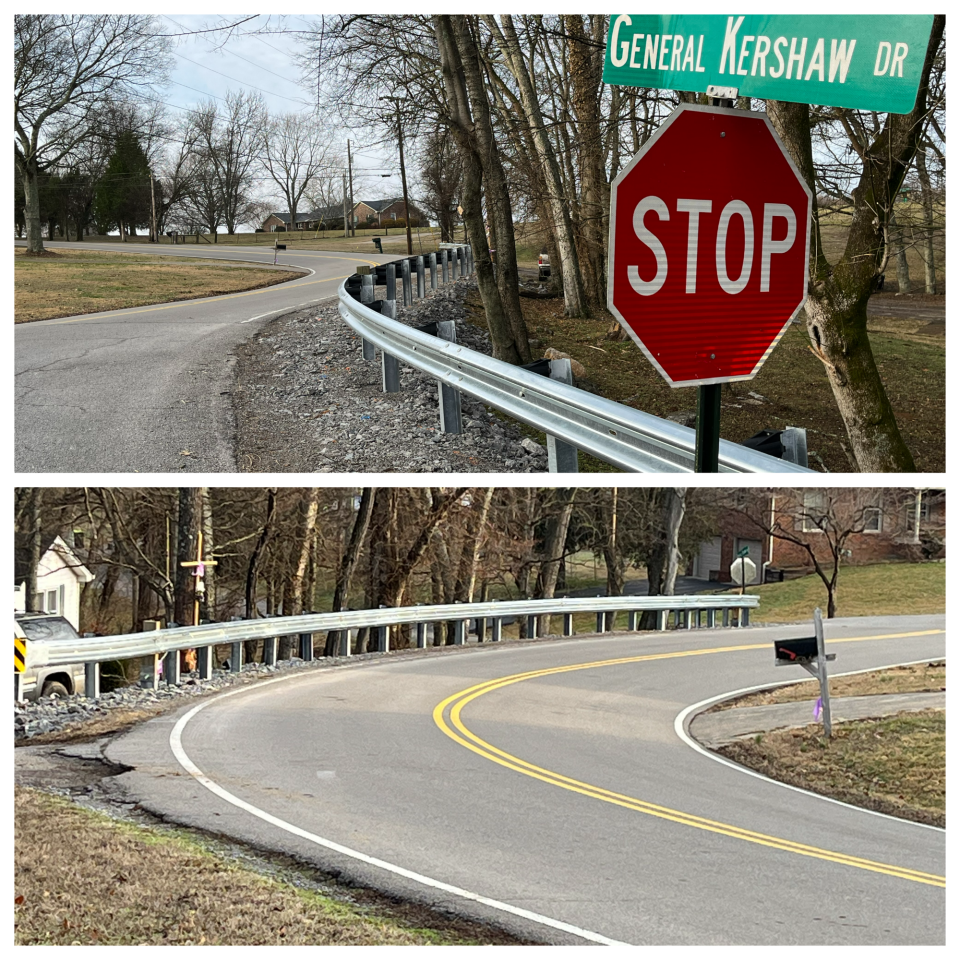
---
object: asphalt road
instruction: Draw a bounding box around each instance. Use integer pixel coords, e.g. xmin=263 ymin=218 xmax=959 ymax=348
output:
xmin=15 ymin=241 xmax=394 ymax=473
xmin=107 ymin=615 xmax=946 ymax=945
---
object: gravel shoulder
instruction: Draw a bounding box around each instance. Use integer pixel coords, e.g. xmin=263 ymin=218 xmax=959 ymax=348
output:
xmin=233 ymin=278 xmax=548 ymax=473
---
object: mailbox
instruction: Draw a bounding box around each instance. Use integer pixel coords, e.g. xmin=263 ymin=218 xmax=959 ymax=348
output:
xmin=372 ymin=237 xmax=383 ymax=252
xmin=774 ymin=636 xmax=819 ymax=663
xmin=275 ymin=243 xmax=286 ymax=251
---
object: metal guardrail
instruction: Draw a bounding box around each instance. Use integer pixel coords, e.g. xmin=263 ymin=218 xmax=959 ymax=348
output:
xmin=337 ymin=251 xmax=813 ymax=474
xmin=23 ymin=594 xmax=759 ymax=698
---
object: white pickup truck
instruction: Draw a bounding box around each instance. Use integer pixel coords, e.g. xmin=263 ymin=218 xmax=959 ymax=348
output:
xmin=15 ymin=613 xmax=86 ymax=699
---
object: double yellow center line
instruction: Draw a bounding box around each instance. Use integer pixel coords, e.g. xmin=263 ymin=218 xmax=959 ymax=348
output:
xmin=433 ymin=631 xmax=945 ymax=888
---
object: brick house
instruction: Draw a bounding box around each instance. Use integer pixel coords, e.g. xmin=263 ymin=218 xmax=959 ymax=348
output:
xmin=692 ymin=489 xmax=945 ymax=584
xmin=354 ymin=198 xmax=425 ymax=227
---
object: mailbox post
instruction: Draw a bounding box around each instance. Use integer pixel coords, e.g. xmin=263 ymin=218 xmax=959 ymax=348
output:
xmin=774 ymin=607 xmax=835 ymax=736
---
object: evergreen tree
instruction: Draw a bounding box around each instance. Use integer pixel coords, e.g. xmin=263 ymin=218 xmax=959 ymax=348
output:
xmin=93 ymin=131 xmax=152 ymax=239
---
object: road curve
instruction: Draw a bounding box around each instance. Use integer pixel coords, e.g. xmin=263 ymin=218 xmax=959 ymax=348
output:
xmin=15 ymin=241 xmax=395 ymax=473
xmin=106 ymin=615 xmax=945 ymax=945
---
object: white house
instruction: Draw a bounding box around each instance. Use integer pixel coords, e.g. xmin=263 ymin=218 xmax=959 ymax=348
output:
xmin=14 ymin=535 xmax=94 ymax=630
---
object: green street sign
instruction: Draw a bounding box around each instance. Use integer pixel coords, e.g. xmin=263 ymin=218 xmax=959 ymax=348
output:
xmin=603 ymin=15 xmax=935 ymax=114
xmin=737 ymin=546 xmax=750 ymax=558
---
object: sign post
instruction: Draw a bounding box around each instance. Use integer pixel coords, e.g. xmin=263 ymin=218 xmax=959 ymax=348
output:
xmin=773 ymin=607 xmax=836 ymax=736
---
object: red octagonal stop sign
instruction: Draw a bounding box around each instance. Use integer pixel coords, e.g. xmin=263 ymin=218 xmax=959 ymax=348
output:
xmin=608 ymin=103 xmax=812 ymax=387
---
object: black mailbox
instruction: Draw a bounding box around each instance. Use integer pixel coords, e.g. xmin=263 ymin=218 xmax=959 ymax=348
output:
xmin=275 ymin=243 xmax=286 ymax=251
xmin=372 ymin=237 xmax=383 ymax=253
xmin=774 ymin=636 xmax=819 ymax=663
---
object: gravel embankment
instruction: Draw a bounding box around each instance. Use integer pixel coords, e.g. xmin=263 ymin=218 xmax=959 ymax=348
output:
xmin=233 ymin=277 xmax=550 ymax=473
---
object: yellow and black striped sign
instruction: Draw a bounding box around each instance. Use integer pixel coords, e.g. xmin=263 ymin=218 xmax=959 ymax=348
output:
xmin=15 ymin=635 xmax=26 ymax=673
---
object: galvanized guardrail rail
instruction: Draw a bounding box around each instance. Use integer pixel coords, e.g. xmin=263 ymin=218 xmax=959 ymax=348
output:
xmin=20 ymin=594 xmax=759 ymax=700
xmin=337 ymin=247 xmax=813 ymax=474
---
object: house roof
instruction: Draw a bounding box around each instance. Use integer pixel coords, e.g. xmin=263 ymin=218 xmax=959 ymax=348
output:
xmin=14 ymin=534 xmax=94 ymax=584
xmin=357 ymin=197 xmax=413 ymax=213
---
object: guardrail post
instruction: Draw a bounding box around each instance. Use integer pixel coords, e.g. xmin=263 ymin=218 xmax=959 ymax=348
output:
xmin=299 ymin=632 xmax=314 ymax=661
xmin=196 ymin=644 xmax=213 ymax=679
xmin=386 ymin=262 xmax=397 ymax=301
xmin=546 ymin=359 xmax=579 ymax=472
xmin=781 ymin=426 xmax=808 ymax=467
xmin=382 ymin=345 xmax=401 ymax=393
xmin=230 ymin=641 xmax=243 ymax=672
xmin=429 ymin=252 xmax=437 ymax=290
xmin=475 ymin=616 xmax=485 ymax=642
xmin=454 ymin=618 xmax=465 ymax=645
xmin=491 ymin=613 xmax=502 ymax=642
xmin=84 ymin=662 xmax=100 ymax=699
xmin=362 ymin=338 xmax=375 ymax=361
xmin=401 ymin=259 xmax=412 ymax=306
xmin=563 ymin=612 xmax=574 ymax=636
xmin=722 ymin=608 xmax=731 ymax=627
xmin=706 ymin=608 xmax=717 ymax=628
xmin=657 ymin=609 xmax=667 ymax=631
xmin=263 ymin=636 xmax=278 ymax=666
xmin=465 ymin=244 xmax=473 ymax=275
xmin=440 ymin=250 xmax=449 ymax=284
xmin=15 ymin=673 xmax=24 ymax=703
xmin=526 ymin=614 xmax=537 ymax=639
xmin=140 ymin=654 xmax=160 ymax=689
xmin=416 ymin=255 xmax=426 ymax=299
xmin=596 ymin=611 xmax=605 ymax=633
xmin=360 ymin=273 xmax=374 ymax=304
xmin=340 ymin=629 xmax=352 ymax=657
xmin=163 ymin=650 xmax=181 ymax=686
xmin=627 ymin=611 xmax=638 ymax=631
xmin=740 ymin=606 xmax=750 ymax=627
xmin=436 ymin=320 xmax=463 ymax=434
xmin=416 ymin=618 xmax=426 ymax=649
xmin=377 ymin=624 xmax=389 ymax=653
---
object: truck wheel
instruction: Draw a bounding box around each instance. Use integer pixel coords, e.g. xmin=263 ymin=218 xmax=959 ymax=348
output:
xmin=41 ymin=680 xmax=69 ymax=699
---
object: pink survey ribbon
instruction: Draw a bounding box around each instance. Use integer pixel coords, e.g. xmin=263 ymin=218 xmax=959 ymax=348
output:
xmin=813 ymin=697 xmax=822 ymax=721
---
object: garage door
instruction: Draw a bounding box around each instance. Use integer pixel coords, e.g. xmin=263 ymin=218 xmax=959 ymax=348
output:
xmin=695 ymin=537 xmax=723 ymax=580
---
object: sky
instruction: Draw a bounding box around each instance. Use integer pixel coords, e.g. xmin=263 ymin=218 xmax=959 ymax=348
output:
xmin=156 ymin=14 xmax=403 ymax=222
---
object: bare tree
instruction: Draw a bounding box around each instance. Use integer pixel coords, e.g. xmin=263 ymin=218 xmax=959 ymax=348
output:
xmin=14 ymin=14 xmax=171 ymax=253
xmin=261 ymin=110 xmax=340 ymax=231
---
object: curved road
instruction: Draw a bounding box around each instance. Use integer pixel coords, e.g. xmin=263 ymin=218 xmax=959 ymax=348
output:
xmin=107 ymin=615 xmax=946 ymax=945
xmin=15 ymin=241 xmax=394 ymax=473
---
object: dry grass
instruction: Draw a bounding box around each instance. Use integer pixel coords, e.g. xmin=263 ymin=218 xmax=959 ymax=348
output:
xmin=13 ymin=787 xmax=523 ymax=946
xmin=737 ymin=562 xmax=945 ymax=623
xmin=712 ymin=661 xmax=945 ymax=710
xmin=14 ymin=247 xmax=303 ymax=322
xmin=718 ymin=710 xmax=945 ymax=827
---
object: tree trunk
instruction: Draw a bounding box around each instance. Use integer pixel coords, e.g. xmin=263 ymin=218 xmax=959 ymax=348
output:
xmin=564 ymin=15 xmax=608 ymax=310
xmin=244 ymin=488 xmax=276 ymax=661
xmin=434 ymin=16 xmax=528 ymax=364
xmin=765 ymin=90 xmax=934 ymax=472
xmin=914 ymin=146 xmax=938 ymax=294
xmin=25 ymin=488 xmax=43 ymax=611
xmin=889 ymin=211 xmax=912 ymax=294
xmin=448 ymin=16 xmax=532 ymax=359
xmin=661 ymin=488 xmax=686 ymax=597
xmin=174 ymin=487 xmax=205 ymax=671
xmin=534 ymin=488 xmax=577 ymax=636
xmin=325 ymin=488 xmax=375 ymax=656
xmin=492 ymin=15 xmax=590 ymax=318
xmin=21 ymin=164 xmax=44 ymax=255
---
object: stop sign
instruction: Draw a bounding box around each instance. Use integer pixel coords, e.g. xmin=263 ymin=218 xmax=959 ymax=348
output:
xmin=608 ymin=103 xmax=811 ymax=386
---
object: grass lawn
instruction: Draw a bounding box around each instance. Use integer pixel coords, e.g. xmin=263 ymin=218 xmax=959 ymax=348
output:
xmin=14 ymin=787 xmax=523 ymax=946
xmin=14 ymin=248 xmax=305 ymax=322
xmin=713 ymin=660 xmax=945 ymax=710
xmin=737 ymin=562 xmax=944 ymax=623
xmin=717 ymin=710 xmax=945 ymax=827
xmin=502 ymin=291 xmax=945 ymax=473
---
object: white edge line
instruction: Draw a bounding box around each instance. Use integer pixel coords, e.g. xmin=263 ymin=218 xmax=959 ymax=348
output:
xmin=169 ymin=676 xmax=629 ymax=946
xmin=242 ymin=269 xmax=319 ymax=322
xmin=674 ymin=658 xmax=946 ymax=832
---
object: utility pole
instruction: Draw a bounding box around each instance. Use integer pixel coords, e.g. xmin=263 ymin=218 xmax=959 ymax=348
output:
xmin=395 ymin=112 xmax=413 ymax=255
xmin=149 ymin=171 xmax=157 ymax=243
xmin=379 ymin=95 xmax=414 ymax=255
xmin=347 ymin=139 xmax=355 ymax=239
xmin=342 ymin=172 xmax=348 ymax=240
